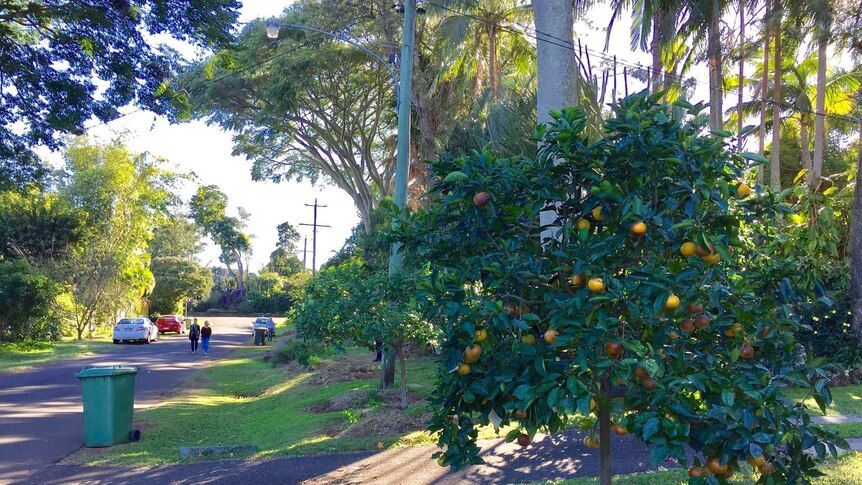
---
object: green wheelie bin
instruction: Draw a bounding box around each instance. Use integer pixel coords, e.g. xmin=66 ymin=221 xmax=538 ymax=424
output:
xmin=253 ymin=328 xmax=267 ymax=346
xmin=75 ymin=366 xmax=139 ymax=447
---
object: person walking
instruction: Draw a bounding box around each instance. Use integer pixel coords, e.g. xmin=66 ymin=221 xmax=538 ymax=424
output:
xmin=189 ymin=318 xmax=201 ymax=353
xmin=201 ymin=321 xmax=212 ymax=355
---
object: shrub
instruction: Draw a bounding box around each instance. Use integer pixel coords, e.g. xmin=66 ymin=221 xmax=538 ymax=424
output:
xmin=273 ymin=338 xmax=330 ymax=367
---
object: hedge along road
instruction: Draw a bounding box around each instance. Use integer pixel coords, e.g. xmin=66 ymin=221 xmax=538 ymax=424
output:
xmin=0 ymin=316 xmax=259 ymax=485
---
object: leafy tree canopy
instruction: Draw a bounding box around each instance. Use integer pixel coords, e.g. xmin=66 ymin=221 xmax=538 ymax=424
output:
xmin=0 ymin=188 xmax=87 ymax=260
xmin=0 ymin=0 xmax=240 ymax=189
xmin=149 ymin=256 xmax=213 ymax=315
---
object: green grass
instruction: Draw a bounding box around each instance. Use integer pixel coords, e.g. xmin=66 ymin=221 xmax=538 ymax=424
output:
xmin=786 ymin=385 xmax=862 ymax=417
xmin=817 ymin=422 xmax=862 ymax=439
xmin=74 ymin=346 xmax=442 ymax=466
xmin=0 ymin=339 xmax=112 ymax=373
xmin=538 ymin=453 xmax=862 ymax=485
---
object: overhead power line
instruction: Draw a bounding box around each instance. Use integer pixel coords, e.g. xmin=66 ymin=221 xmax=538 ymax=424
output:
xmin=426 ymin=1 xmax=861 ymax=124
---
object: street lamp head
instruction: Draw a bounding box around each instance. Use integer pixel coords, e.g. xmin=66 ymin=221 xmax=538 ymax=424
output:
xmin=265 ymin=20 xmax=280 ymax=39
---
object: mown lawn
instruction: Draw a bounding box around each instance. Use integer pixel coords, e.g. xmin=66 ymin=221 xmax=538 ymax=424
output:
xmin=0 ymin=338 xmax=112 ymax=373
xmin=538 ymin=453 xmax=862 ymax=485
xmin=786 ymin=384 xmax=862 ymax=417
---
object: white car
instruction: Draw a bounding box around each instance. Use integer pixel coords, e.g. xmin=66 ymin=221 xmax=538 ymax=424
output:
xmin=112 ymin=317 xmax=159 ymax=344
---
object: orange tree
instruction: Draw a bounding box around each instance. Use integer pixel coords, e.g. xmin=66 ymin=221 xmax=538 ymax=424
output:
xmin=392 ymin=92 xmax=844 ymax=483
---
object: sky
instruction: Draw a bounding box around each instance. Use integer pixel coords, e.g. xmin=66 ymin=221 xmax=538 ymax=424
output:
xmin=61 ymin=0 xmax=798 ymax=273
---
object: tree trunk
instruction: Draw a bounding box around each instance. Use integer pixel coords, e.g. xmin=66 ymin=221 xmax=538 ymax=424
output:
xmin=738 ymin=0 xmax=745 ymax=150
xmin=651 ymin=10 xmax=663 ymax=93
xmin=758 ymin=1 xmax=770 ymax=183
xmin=707 ymin=0 xmax=724 ymax=131
xmin=381 ymin=344 xmax=396 ymax=388
xmin=770 ymin=4 xmax=782 ymax=191
xmin=489 ymin=24 xmax=499 ymax=102
xmin=532 ymin=0 xmax=578 ymax=241
xmin=850 ymin=116 xmax=862 ymax=346
xmin=398 ymin=344 xmax=408 ymax=409
xmin=812 ymin=34 xmax=828 ymax=185
xmin=801 ymin=117 xmax=812 ymax=180
xmin=599 ymin=378 xmax=612 ymax=485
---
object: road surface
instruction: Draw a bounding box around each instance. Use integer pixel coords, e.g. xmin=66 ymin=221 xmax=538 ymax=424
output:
xmin=0 ymin=316 xmax=256 ymax=485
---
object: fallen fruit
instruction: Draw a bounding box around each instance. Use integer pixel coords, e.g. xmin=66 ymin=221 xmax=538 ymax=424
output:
xmin=473 ymin=192 xmax=491 ymax=207
xmin=457 ymin=363 xmax=470 ymax=375
xmin=631 ymin=221 xmax=647 ymax=236
xmin=544 ymin=329 xmax=559 ymax=344
xmin=583 ymin=435 xmax=600 ymax=449
xmin=665 ymin=294 xmax=680 ymax=309
xmin=680 ymin=242 xmax=697 ymax=257
xmin=569 ymin=273 xmax=587 ymax=286
xmin=517 ymin=433 xmax=531 ymax=447
xmin=587 ymin=278 xmax=605 ymax=292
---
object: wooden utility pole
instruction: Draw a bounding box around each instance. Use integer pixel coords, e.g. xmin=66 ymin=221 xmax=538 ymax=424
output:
xmin=299 ymin=199 xmax=330 ymax=275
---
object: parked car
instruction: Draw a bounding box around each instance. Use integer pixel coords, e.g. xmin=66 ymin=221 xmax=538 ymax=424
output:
xmin=251 ymin=317 xmax=273 ymax=334
xmin=113 ymin=317 xmax=159 ymax=344
xmin=155 ymin=315 xmax=186 ymax=335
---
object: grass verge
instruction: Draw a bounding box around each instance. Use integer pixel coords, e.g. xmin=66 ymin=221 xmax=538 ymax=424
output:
xmin=536 ymin=453 xmax=862 ymax=485
xmin=0 ymin=339 xmax=112 ymax=373
xmin=786 ymin=384 xmax=862 ymax=417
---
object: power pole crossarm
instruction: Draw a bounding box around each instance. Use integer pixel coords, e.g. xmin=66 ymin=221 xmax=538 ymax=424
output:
xmin=299 ymin=199 xmax=331 ymax=275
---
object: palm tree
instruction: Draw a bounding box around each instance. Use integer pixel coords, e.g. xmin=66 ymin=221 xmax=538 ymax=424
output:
xmin=810 ymin=0 xmax=834 ymax=185
xmin=770 ymin=0 xmax=783 ymax=190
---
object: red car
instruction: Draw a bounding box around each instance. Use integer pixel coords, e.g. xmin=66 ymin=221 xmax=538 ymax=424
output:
xmin=155 ymin=315 xmax=186 ymax=335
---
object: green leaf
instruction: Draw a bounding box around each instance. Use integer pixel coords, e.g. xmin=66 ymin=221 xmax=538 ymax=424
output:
xmin=740 ymin=152 xmax=769 ymax=164
xmin=721 ymin=389 xmax=735 ymax=406
xmin=650 ymin=444 xmax=670 ymax=465
xmin=643 ymin=417 xmax=661 ymax=440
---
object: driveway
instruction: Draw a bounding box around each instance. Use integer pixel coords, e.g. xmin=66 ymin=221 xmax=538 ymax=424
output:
xmin=0 ymin=317 xmax=257 ymax=485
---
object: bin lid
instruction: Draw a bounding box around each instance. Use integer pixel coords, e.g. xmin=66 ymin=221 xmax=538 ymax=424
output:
xmin=75 ymin=366 xmax=139 ymax=379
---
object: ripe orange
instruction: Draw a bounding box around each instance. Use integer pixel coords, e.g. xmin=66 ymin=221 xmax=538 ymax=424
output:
xmin=569 ymin=273 xmax=587 ymax=286
xmin=587 ymin=278 xmax=605 ymax=292
xmin=737 ymin=183 xmax=752 ymax=197
xmin=612 ymin=422 xmax=628 ymax=435
xmin=543 ymin=329 xmax=559 ymax=344
xmin=641 ymin=377 xmax=658 ymax=390
xmin=577 ymin=218 xmax=591 ymax=231
xmin=473 ymin=192 xmax=491 ymax=207
xmin=514 ymin=409 xmax=528 ymax=419
xmin=747 ymin=455 xmax=766 ymax=467
xmin=474 ymin=329 xmax=488 ymax=342
xmin=604 ymin=341 xmax=623 ymax=358
xmin=631 ymin=221 xmax=647 ymax=236
xmin=457 ymin=363 xmax=471 ymax=375
xmin=741 ymin=343 xmax=755 ymax=359
xmin=688 ymin=466 xmax=704 ymax=478
xmin=583 ymin=435 xmax=600 ymax=449
xmin=694 ymin=314 xmax=710 ymax=329
xmin=517 ymin=433 xmax=531 ymax=447
xmin=463 ymin=345 xmax=482 ymax=364
xmin=687 ymin=302 xmax=704 ymax=314
xmin=591 ymin=206 xmax=604 ymax=221
xmin=633 ymin=365 xmax=649 ymax=379
xmin=680 ymin=319 xmax=695 ymax=333
xmin=680 ymin=242 xmax=697 ymax=257
xmin=665 ymin=294 xmax=680 ymax=309
xmin=758 ymin=462 xmax=776 ymax=475
xmin=703 ymin=253 xmax=722 ymax=265
xmin=708 ymin=458 xmax=728 ymax=475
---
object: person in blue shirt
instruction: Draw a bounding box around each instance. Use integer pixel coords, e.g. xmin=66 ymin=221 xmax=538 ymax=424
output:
xmin=265 ymin=318 xmax=275 ymax=341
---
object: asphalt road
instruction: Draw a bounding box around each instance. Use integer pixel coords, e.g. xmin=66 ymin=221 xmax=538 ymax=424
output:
xmin=0 ymin=316 xmax=256 ymax=485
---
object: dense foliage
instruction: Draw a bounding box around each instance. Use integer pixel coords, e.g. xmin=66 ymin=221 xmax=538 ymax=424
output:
xmin=0 ymin=260 xmax=57 ymax=341
xmin=0 ymin=0 xmax=240 ymax=188
xmin=394 ymin=92 xmax=844 ymax=482
xmin=149 ymin=257 xmax=213 ymax=316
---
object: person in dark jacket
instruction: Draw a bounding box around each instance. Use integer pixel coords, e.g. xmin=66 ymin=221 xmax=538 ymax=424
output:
xmin=188 ymin=318 xmax=201 ymax=353
xmin=201 ymin=321 xmax=212 ymax=355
